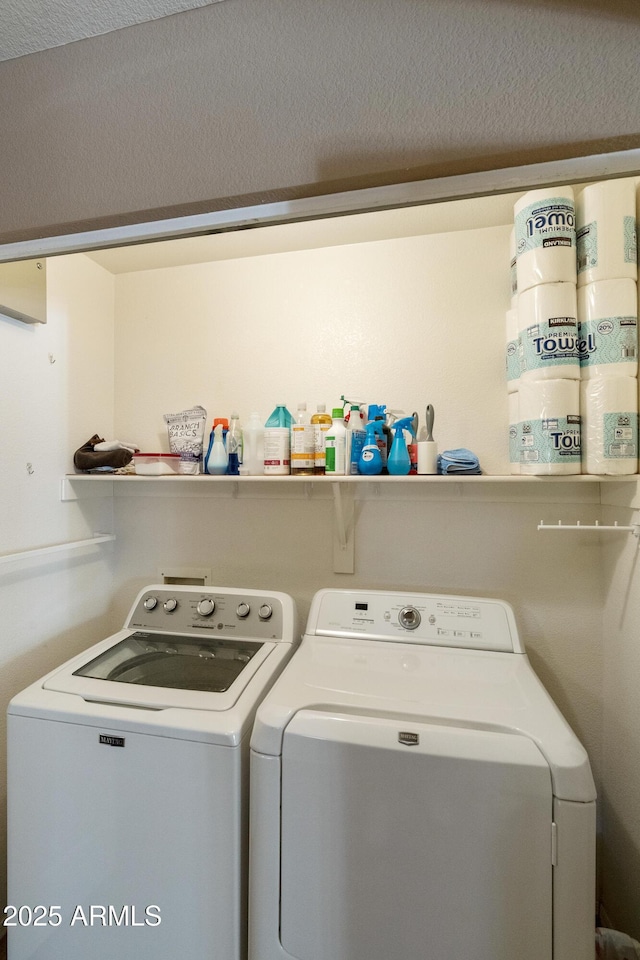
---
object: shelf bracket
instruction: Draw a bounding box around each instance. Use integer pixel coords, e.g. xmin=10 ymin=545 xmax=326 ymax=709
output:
xmin=332 ymin=483 xmax=355 ymax=574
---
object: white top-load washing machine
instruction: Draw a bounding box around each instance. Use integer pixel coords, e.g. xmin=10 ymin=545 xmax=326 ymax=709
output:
xmin=249 ymin=589 xmax=597 ymax=960
xmin=7 ymin=583 xmax=298 ymax=960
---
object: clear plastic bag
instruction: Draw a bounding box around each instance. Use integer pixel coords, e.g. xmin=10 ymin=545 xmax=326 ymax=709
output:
xmin=596 ymin=928 xmax=640 ymax=960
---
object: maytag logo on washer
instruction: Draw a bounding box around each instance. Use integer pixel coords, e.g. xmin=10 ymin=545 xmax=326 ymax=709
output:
xmin=99 ymin=734 xmax=125 ymax=748
xmin=398 ymin=732 xmax=419 ymax=746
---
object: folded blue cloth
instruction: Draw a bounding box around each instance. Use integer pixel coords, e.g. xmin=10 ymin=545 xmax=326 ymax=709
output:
xmin=437 ymin=448 xmax=482 ymax=475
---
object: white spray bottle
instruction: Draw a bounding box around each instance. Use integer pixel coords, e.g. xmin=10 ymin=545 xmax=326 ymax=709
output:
xmin=206 ymin=423 xmax=228 ymax=475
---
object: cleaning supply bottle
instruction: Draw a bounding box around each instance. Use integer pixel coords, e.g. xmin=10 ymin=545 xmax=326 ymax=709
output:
xmin=387 ymin=416 xmax=415 ymax=476
xmin=265 ymin=403 xmax=294 ymax=428
xmin=226 ymin=412 xmax=243 ymax=475
xmin=324 ymin=407 xmax=347 ymax=476
xmin=291 ymin=402 xmax=315 ymax=476
xmin=358 ymin=421 xmax=385 ymax=475
xmin=204 ymin=417 xmax=229 ymax=473
xmin=346 ymin=404 xmax=366 ymax=475
xmin=264 ymin=404 xmax=292 ymax=475
xmin=242 ymin=412 xmax=265 ymax=475
xmin=311 ymin=404 xmax=332 ymax=474
xmin=206 ymin=423 xmax=228 ymax=475
xmin=368 ymin=404 xmax=391 ymax=473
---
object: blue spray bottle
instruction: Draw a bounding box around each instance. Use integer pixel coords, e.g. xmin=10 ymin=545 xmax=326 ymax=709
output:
xmin=358 ymin=421 xmax=385 ymax=476
xmin=387 ymin=416 xmax=415 ymax=476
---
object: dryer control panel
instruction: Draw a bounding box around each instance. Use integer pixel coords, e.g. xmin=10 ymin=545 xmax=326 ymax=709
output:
xmin=306 ymin=589 xmax=523 ymax=653
xmin=126 ymin=585 xmax=294 ymax=642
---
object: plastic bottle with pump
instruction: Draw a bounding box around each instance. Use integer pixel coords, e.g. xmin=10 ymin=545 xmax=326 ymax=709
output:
xmin=311 ymin=404 xmax=332 ymax=474
xmin=346 ymin=404 xmax=366 ymax=475
xmin=387 ymin=416 xmax=415 ymax=476
xmin=226 ymin=412 xmax=243 ymax=476
xmin=291 ymin=403 xmax=315 ymax=476
xmin=324 ymin=407 xmax=347 ymax=476
xmin=206 ymin=423 xmax=228 ymax=475
xmin=358 ymin=421 xmax=385 ymax=475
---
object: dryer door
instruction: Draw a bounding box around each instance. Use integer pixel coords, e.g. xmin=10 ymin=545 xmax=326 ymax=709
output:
xmin=280 ymin=711 xmax=553 ymax=960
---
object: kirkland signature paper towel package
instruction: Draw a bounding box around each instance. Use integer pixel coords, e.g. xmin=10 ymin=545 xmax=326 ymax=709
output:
xmin=518 ymin=282 xmax=580 ymax=381
xmin=577 ymin=278 xmax=638 ymax=379
xmin=576 ymin=179 xmax=638 ymax=287
xmin=519 ymin=379 xmax=581 ymax=476
xmin=514 ymin=187 xmax=577 ymax=294
xmin=580 ymin=377 xmax=639 ymax=475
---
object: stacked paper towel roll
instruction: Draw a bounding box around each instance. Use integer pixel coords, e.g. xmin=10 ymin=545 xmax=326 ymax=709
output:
xmin=580 ymin=378 xmax=638 ymax=475
xmin=576 ymin=180 xmax=637 ymax=287
xmin=510 ymin=187 xmax=580 ymax=474
xmin=576 ymin=180 xmax=639 ymax=475
xmin=578 ymin=279 xmax=638 ymax=379
xmin=514 ymin=187 xmax=577 ymax=294
xmin=519 ymin=380 xmax=581 ymax=475
xmin=519 ymin=281 xmax=579 ymax=382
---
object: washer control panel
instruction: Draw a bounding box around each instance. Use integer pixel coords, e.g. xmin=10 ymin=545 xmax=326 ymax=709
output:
xmin=127 ymin=586 xmax=286 ymax=641
xmin=308 ymin=589 xmax=521 ymax=653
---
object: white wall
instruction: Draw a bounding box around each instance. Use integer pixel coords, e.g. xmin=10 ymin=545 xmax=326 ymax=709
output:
xmin=599 ymin=498 xmax=640 ymax=938
xmin=113 ymin=225 xmax=512 ymax=474
xmin=0 ymin=255 xmax=118 ymax=908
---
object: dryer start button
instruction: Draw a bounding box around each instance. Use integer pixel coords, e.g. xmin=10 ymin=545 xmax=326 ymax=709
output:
xmin=398 ymin=606 xmax=421 ymax=630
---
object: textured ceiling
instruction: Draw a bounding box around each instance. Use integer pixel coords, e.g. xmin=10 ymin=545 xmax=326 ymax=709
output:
xmin=0 ymin=0 xmax=227 ymax=62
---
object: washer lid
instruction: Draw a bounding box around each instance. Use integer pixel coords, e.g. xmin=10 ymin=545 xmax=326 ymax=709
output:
xmin=44 ymin=629 xmax=278 ymax=712
xmin=73 ymin=631 xmax=261 ymax=692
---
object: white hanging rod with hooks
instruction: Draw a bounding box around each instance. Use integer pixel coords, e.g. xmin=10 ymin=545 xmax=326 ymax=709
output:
xmin=538 ymin=520 xmax=640 ymax=537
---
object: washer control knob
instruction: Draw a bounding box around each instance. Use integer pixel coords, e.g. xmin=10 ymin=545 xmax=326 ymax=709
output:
xmin=237 ymin=602 xmax=250 ymax=619
xmin=399 ymin=606 xmax=421 ymax=630
xmin=197 ymin=598 xmax=215 ymax=617
xmin=258 ymin=603 xmax=273 ymax=621
xmin=143 ymin=596 xmax=158 ymax=611
xmin=164 ymin=598 xmax=178 ymax=613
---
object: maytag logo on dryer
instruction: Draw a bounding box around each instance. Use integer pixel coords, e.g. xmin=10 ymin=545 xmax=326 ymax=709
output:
xmin=99 ymin=734 xmax=125 ymax=748
xmin=398 ymin=732 xmax=419 ymax=746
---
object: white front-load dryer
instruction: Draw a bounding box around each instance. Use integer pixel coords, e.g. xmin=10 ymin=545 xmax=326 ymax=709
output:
xmin=249 ymin=588 xmax=596 ymax=960
xmin=7 ymin=584 xmax=299 ymax=960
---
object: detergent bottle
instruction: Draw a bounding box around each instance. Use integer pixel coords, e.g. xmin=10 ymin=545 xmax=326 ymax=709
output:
xmin=346 ymin=404 xmax=366 ymax=475
xmin=291 ymin=402 xmax=315 ymax=476
xmin=265 ymin=403 xmax=294 ymax=428
xmin=206 ymin=423 xmax=228 ymax=475
xmin=324 ymin=407 xmax=347 ymax=476
xmin=358 ymin=421 xmax=385 ymax=475
xmin=387 ymin=416 xmax=415 ymax=476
